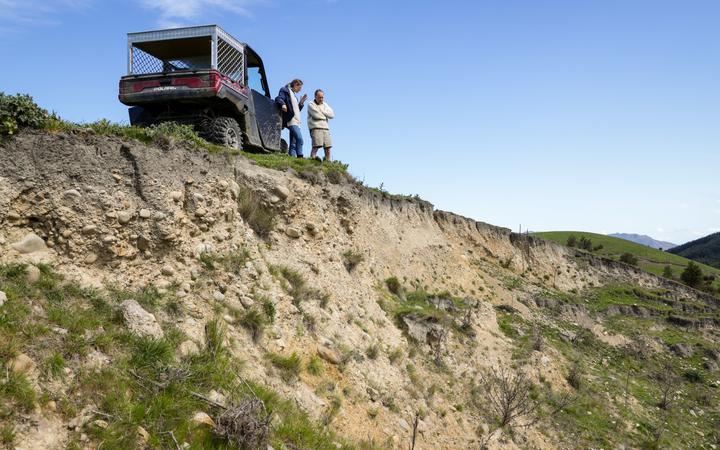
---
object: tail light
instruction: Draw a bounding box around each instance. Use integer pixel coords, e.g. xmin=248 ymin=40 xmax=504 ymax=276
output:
xmin=119 ymin=70 xmax=221 ymax=95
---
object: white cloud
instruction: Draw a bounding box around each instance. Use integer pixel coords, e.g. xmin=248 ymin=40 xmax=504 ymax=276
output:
xmin=0 ymin=0 xmax=89 ymax=31
xmin=656 ymin=227 xmax=665 ymax=233
xmin=138 ymin=0 xmax=259 ymax=27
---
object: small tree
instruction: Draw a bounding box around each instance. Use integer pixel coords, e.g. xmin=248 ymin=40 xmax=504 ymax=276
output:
xmin=619 ymin=253 xmax=638 ymax=266
xmin=655 ymin=368 xmax=679 ymax=410
xmin=566 ymin=361 xmax=583 ymax=390
xmin=662 ymin=265 xmax=674 ymax=279
xmin=578 ymin=236 xmax=593 ymax=251
xmin=566 ymin=235 xmax=577 ymax=248
xmin=480 ymin=366 xmax=537 ymax=428
xmin=681 ymin=261 xmax=703 ymax=288
xmin=531 ymin=324 xmax=544 ymax=352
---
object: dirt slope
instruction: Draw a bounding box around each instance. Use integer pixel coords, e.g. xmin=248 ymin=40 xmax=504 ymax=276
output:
xmin=1 ymin=131 xmax=717 ymax=449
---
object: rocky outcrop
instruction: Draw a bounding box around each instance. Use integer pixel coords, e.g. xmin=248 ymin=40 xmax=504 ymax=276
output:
xmin=1 ymin=130 xmax=717 ymax=450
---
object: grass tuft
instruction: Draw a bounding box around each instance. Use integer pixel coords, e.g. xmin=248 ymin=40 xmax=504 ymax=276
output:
xmin=237 ymin=186 xmax=276 ymax=238
xmin=267 ymin=352 xmax=302 ymax=381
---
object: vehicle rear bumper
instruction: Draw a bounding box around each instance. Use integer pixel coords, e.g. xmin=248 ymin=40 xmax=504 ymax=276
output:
xmin=119 ymin=87 xmax=218 ymax=106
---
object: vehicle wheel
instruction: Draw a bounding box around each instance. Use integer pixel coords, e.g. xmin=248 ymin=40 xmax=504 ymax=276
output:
xmin=207 ymin=117 xmax=242 ymax=150
xmin=280 ymin=138 xmax=288 ymax=153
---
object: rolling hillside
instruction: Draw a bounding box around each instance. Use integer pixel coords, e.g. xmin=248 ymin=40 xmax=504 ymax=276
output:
xmin=534 ymin=231 xmax=720 ymax=289
xmin=669 ymin=232 xmax=720 ymax=269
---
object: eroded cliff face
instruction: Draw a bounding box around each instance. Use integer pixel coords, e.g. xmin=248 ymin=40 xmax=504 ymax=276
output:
xmin=1 ymin=131 xmax=715 ymax=449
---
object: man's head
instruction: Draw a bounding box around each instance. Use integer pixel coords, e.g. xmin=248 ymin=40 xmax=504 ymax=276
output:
xmin=289 ymin=79 xmax=303 ymax=93
xmin=314 ymin=89 xmax=325 ymax=104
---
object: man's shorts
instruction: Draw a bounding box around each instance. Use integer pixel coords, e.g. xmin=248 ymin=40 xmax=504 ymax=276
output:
xmin=310 ymin=129 xmax=332 ymax=148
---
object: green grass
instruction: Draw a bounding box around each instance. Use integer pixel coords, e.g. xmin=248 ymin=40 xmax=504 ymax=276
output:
xmin=586 ymin=284 xmax=674 ymax=313
xmin=237 ymin=186 xmax=277 ymax=238
xmin=268 ymin=264 xmax=328 ymax=308
xmin=535 ymin=231 xmax=720 ymax=289
xmin=0 ymin=263 xmax=382 ymax=450
xmin=306 ymin=355 xmax=324 ymax=376
xmin=496 ymin=282 xmax=720 ymax=449
xmin=267 ymin=352 xmax=303 ymax=381
xmin=236 ymin=307 xmax=270 ymax=342
xmin=243 ymin=152 xmax=351 ymax=183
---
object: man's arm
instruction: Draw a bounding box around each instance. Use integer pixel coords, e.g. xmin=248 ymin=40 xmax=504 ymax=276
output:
xmin=308 ymin=102 xmax=325 ymax=120
xmin=322 ymin=103 xmax=335 ymax=119
xmin=274 ymin=88 xmax=288 ymax=112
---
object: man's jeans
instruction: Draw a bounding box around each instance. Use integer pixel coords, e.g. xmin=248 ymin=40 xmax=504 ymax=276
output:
xmin=288 ymin=125 xmax=303 ymax=157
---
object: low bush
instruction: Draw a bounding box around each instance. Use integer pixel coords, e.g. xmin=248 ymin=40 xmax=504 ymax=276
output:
xmin=619 ymin=253 xmax=639 ymax=266
xmin=0 ymin=92 xmax=49 ymax=135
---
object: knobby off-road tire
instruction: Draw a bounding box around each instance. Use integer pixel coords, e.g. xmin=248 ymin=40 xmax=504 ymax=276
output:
xmin=206 ymin=117 xmax=242 ymax=150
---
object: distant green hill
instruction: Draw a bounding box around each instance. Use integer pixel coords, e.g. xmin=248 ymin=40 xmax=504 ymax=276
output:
xmin=669 ymin=232 xmax=720 ymax=269
xmin=534 ymin=231 xmax=720 ymax=289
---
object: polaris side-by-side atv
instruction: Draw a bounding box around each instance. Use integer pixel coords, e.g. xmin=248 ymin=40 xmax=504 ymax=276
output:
xmin=118 ymin=25 xmax=284 ymax=152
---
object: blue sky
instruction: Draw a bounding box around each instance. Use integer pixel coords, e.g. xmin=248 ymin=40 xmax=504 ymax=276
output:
xmin=1 ymin=0 xmax=718 ymax=244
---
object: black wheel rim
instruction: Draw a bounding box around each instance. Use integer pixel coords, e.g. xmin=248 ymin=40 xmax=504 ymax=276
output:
xmin=226 ymin=128 xmax=239 ymax=149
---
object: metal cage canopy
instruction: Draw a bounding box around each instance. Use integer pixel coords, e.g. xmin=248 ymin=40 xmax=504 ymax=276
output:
xmin=127 ymin=25 xmax=246 ymax=84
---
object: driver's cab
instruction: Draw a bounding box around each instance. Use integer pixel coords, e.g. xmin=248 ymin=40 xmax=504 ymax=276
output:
xmin=245 ymin=46 xmax=271 ymax=98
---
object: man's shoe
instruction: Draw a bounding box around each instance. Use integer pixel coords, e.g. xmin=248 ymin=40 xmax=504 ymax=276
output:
xmin=313 ymin=156 xmax=322 ymax=162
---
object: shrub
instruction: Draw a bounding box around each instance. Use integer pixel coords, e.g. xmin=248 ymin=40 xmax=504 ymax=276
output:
xmin=578 ymin=236 xmax=593 ymax=251
xmin=385 ymin=277 xmax=402 ymax=296
xmin=662 ymin=265 xmax=674 ymax=279
xmin=479 ymin=365 xmax=537 ymax=428
xmin=619 ymin=252 xmax=638 ymax=266
xmin=680 ymin=262 xmax=703 ymax=288
xmin=682 ymin=369 xmax=704 ymax=384
xmin=261 ymin=297 xmax=276 ymax=323
xmin=566 ymin=235 xmax=577 ymax=247
xmin=237 ymin=186 xmax=276 ymax=238
xmin=0 ymin=93 xmax=49 ymax=135
xmin=214 ymin=396 xmax=271 ymax=450
xmin=341 ymin=250 xmax=364 ymax=272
